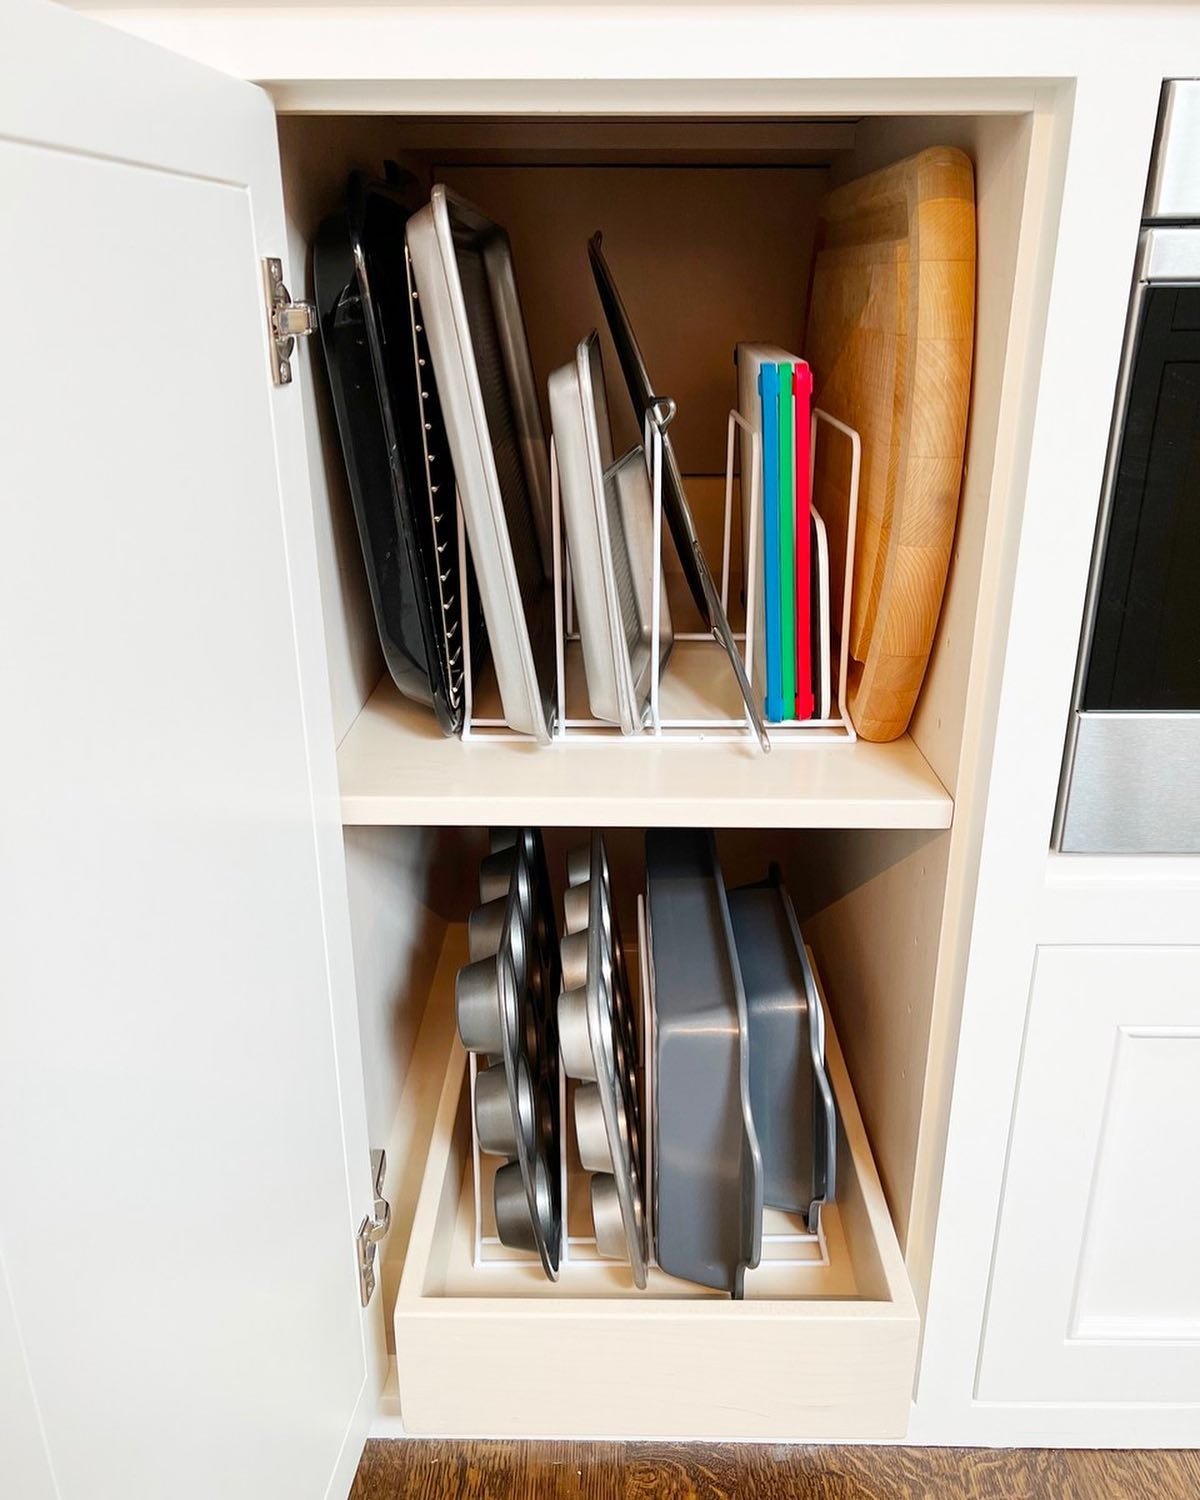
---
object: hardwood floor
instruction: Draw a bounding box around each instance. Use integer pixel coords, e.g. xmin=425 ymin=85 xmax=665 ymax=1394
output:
xmin=351 ymin=1440 xmax=1200 ymax=1499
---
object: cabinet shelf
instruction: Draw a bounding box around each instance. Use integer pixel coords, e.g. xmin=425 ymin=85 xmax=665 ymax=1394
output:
xmin=337 ymin=674 xmax=953 ymax=829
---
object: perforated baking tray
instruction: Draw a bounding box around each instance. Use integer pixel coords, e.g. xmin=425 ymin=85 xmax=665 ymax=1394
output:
xmin=314 ymin=169 xmax=482 ymax=734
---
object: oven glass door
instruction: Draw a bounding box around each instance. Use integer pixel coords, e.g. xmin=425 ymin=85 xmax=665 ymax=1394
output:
xmin=1083 ymin=281 xmax=1200 ymax=711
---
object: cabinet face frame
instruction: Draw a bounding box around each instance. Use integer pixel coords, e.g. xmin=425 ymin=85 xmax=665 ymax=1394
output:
xmin=263 ymin=68 xmax=1065 ymax=1441
xmin=913 ymin=65 xmax=1200 ymax=1449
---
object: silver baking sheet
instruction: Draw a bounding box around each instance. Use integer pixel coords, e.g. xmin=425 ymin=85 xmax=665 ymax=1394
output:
xmin=549 ymin=333 xmax=672 ymax=733
xmin=406 ymin=186 xmax=556 ymax=742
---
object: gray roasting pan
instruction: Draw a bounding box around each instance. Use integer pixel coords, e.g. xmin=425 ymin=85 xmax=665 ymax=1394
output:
xmin=727 ymin=867 xmax=837 ymax=1232
xmin=406 ymin=186 xmax=556 ymax=742
xmin=645 ymin=829 xmax=763 ymax=1297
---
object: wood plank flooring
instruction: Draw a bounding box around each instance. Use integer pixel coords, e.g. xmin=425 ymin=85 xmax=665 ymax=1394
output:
xmin=351 ymin=1440 xmax=1200 ymax=1499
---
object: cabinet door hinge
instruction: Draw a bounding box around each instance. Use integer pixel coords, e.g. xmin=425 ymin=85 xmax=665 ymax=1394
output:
xmin=356 ymin=1148 xmax=392 ymax=1307
xmin=262 ymin=257 xmax=317 ymax=386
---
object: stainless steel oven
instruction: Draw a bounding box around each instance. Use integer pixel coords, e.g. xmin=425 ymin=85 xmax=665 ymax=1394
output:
xmin=1056 ymin=81 xmax=1200 ymax=852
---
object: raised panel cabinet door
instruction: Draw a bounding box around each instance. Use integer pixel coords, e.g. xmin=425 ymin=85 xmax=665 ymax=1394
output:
xmin=978 ymin=945 xmax=1200 ymax=1407
xmin=0 ymin=5 xmax=374 ymax=1498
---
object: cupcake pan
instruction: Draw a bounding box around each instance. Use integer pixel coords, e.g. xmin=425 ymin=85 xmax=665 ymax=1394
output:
xmin=456 ymin=828 xmax=830 ymax=1288
xmin=557 ymin=833 xmax=649 ymax=1287
xmin=727 ymin=867 xmax=837 ymax=1232
xmin=644 ymin=828 xmax=764 ymax=1298
xmin=455 ymin=828 xmax=562 ymax=1277
xmin=549 ymin=332 xmax=672 ymax=733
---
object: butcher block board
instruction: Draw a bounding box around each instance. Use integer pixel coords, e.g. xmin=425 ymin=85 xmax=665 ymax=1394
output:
xmin=806 ymin=146 xmax=975 ymax=742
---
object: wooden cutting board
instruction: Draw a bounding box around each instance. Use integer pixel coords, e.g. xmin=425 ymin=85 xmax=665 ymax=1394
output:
xmin=806 ymin=146 xmax=975 ymax=742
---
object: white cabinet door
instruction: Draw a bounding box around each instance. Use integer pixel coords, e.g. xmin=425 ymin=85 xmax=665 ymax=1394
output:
xmin=978 ymin=945 xmax=1200 ymax=1405
xmin=0 ymin=5 xmax=374 ymax=1497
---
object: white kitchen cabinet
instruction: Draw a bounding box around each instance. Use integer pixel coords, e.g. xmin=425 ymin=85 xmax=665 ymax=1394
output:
xmin=978 ymin=945 xmax=1200 ymax=1405
xmin=0 ymin=5 xmax=378 ymax=1498
xmin=5 ymin=0 xmax=1200 ymax=1487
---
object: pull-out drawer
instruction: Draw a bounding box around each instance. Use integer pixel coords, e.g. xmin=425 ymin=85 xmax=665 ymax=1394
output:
xmin=392 ymin=927 xmax=918 ymax=1438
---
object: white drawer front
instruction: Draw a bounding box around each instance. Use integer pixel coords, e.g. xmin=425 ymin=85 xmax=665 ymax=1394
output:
xmin=978 ymin=945 xmax=1200 ymax=1404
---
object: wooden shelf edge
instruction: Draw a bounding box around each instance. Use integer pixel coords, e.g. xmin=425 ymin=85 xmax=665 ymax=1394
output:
xmin=337 ymin=678 xmax=953 ymax=831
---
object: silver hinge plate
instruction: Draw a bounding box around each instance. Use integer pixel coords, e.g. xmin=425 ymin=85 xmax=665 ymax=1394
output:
xmin=262 ymin=257 xmax=317 ymax=386
xmin=356 ymin=1148 xmax=392 ymax=1307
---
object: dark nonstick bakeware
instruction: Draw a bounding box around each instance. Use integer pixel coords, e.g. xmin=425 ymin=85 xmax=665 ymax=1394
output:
xmin=644 ymin=828 xmax=763 ymax=1296
xmin=589 ymin=233 xmax=770 ymax=752
xmin=313 ymin=168 xmax=482 ymax=734
xmin=728 ymin=865 xmax=837 ymax=1232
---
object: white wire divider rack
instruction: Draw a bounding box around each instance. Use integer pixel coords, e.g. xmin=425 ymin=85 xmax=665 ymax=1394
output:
xmin=457 ymin=406 xmax=862 ymax=749
xmin=468 ymin=892 xmax=831 ymax=1282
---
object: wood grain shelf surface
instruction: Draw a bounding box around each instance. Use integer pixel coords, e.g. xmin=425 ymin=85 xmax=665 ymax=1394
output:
xmin=337 ymin=675 xmax=953 ymax=829
xmin=352 ymin=1439 xmax=1200 ymax=1500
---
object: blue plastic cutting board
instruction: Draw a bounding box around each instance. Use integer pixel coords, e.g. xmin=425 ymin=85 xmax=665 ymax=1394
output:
xmin=758 ymin=364 xmax=783 ymax=721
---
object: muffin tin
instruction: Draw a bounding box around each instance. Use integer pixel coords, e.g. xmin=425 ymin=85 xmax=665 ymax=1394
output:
xmin=557 ymin=833 xmax=649 ymax=1286
xmin=455 ymin=828 xmax=562 ymax=1277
